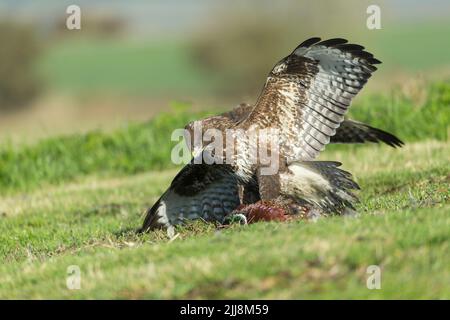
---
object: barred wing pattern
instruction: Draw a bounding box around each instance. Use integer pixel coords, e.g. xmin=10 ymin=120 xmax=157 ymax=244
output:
xmin=141 ymin=162 xmax=240 ymax=233
xmin=242 ymin=38 xmax=381 ymax=161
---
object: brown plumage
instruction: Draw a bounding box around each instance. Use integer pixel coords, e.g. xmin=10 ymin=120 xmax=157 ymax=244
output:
xmin=228 ymin=201 xmax=292 ymax=223
xmin=141 ymin=37 xmax=397 ymax=234
xmin=224 ymin=197 xmax=314 ymax=224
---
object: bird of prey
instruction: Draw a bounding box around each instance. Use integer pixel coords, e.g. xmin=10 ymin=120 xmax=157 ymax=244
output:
xmin=141 ymin=37 xmax=402 ymax=234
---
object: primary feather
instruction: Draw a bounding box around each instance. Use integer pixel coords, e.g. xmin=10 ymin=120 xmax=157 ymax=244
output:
xmin=239 ymin=37 xmax=381 ymax=164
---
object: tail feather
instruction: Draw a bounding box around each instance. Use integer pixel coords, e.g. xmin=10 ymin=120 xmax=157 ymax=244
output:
xmin=286 ymin=161 xmax=359 ymax=214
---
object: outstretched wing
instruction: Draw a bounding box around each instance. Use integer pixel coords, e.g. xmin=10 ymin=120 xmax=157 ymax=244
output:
xmin=330 ymin=119 xmax=404 ymax=147
xmin=140 ymin=162 xmax=240 ymax=233
xmin=220 ymin=104 xmax=403 ymax=148
xmin=241 ymin=37 xmax=381 ymax=161
xmin=200 ymin=98 xmax=402 ymax=151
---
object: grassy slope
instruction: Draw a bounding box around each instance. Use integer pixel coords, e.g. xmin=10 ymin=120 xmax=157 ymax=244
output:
xmin=1 ymin=81 xmax=448 ymax=194
xmin=0 ymin=140 xmax=448 ymax=299
xmin=0 ymin=106 xmax=213 ymax=193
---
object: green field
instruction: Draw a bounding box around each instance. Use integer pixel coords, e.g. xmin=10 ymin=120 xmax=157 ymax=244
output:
xmin=0 ymin=139 xmax=448 ymax=299
xmin=372 ymin=22 xmax=450 ymax=71
xmin=0 ymin=83 xmax=449 ymax=299
xmin=36 ymin=21 xmax=450 ymax=96
xmin=37 ymin=40 xmax=220 ymax=96
xmin=1 ymin=82 xmax=448 ymax=194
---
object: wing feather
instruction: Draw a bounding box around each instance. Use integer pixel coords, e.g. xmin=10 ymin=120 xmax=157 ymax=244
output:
xmin=199 ymin=103 xmax=402 ymax=150
xmin=241 ymin=37 xmax=380 ymax=161
xmin=141 ymin=162 xmax=240 ymax=232
xmin=330 ymin=119 xmax=404 ymax=147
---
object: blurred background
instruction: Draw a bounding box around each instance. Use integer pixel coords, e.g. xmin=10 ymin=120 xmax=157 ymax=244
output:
xmin=0 ymin=0 xmax=449 ymax=141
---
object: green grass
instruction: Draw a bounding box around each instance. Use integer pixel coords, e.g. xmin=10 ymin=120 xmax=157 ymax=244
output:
xmin=0 ymin=104 xmax=213 ymax=194
xmin=373 ymin=21 xmax=450 ymax=71
xmin=347 ymin=81 xmax=449 ymax=142
xmin=0 ymin=81 xmax=448 ymax=298
xmin=1 ymin=81 xmax=448 ymax=194
xmin=0 ymin=140 xmax=448 ymax=299
xmin=37 ymin=39 xmax=220 ymax=96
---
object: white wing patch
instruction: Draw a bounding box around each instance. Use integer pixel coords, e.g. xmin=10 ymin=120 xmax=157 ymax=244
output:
xmin=281 ymin=162 xmax=331 ymax=205
xmin=280 ymin=161 xmax=359 ymax=213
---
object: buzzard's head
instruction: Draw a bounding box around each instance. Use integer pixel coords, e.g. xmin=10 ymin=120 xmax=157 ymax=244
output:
xmin=184 ymin=115 xmax=234 ymax=154
xmin=183 ymin=103 xmax=253 ymax=155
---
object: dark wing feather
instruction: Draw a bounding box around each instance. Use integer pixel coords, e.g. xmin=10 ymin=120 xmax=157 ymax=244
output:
xmin=140 ymin=162 xmax=240 ymax=233
xmin=330 ymin=119 xmax=404 ymax=147
xmin=240 ymin=37 xmax=381 ymax=161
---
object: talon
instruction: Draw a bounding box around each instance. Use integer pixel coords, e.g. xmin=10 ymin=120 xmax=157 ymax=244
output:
xmin=223 ymin=213 xmax=248 ymax=225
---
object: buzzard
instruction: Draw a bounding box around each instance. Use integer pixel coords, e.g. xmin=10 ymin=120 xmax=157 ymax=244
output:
xmin=141 ymin=37 xmax=402 ymax=234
